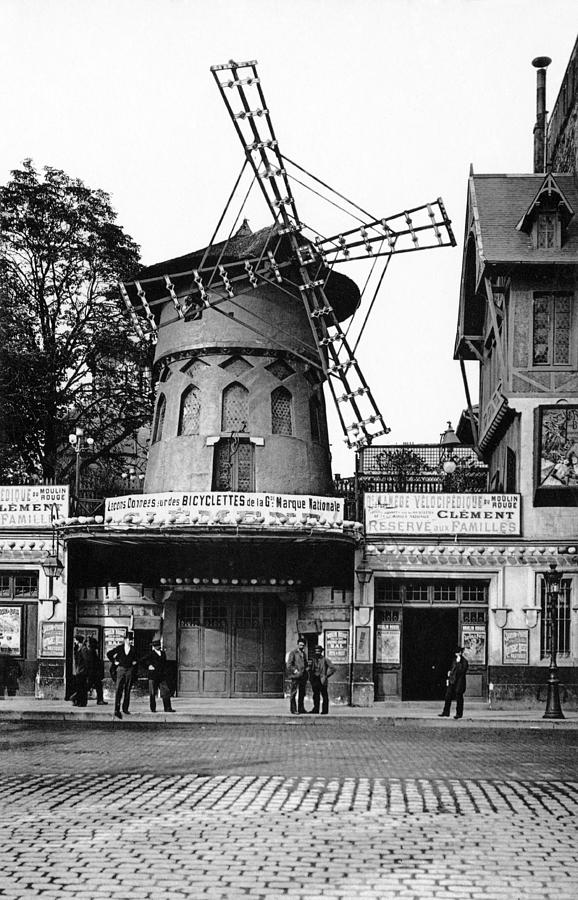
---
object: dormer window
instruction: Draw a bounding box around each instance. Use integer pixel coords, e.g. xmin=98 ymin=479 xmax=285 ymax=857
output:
xmin=516 ymin=173 xmax=574 ymax=250
xmin=536 ymin=212 xmax=556 ymax=249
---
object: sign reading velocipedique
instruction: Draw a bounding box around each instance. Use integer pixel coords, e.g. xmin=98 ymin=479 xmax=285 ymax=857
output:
xmin=365 ymin=493 xmax=520 ymax=536
xmin=0 ymin=485 xmax=69 ymax=527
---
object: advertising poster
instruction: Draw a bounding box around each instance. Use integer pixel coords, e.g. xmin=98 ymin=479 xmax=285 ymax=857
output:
xmin=462 ymin=626 xmax=487 ymax=665
xmin=0 ymin=607 xmax=22 ymax=655
xmin=355 ymin=626 xmax=371 ymax=662
xmin=375 ymin=623 xmax=401 ymax=664
xmin=324 ymin=629 xmax=349 ymax=664
xmin=365 ymin=492 xmax=520 ymax=536
xmin=104 ymin=627 xmax=128 ymax=655
xmin=74 ymin=626 xmax=99 ymax=645
xmin=0 ymin=485 xmax=69 ymax=527
xmin=105 ymin=491 xmax=344 ymax=530
xmin=40 ymin=621 xmax=66 ymax=657
xmin=503 ymin=629 xmax=529 ymax=665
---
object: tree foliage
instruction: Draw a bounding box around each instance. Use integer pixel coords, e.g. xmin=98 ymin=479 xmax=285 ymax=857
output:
xmin=0 ymin=160 xmax=153 ymax=490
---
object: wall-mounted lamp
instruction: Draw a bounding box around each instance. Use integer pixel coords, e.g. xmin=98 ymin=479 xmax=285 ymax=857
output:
xmin=492 ymin=607 xmax=511 ymax=629
xmin=523 ymin=606 xmax=541 ymax=629
xmin=355 ymin=564 xmax=374 ymax=586
xmin=40 ymin=504 xmax=64 ymax=619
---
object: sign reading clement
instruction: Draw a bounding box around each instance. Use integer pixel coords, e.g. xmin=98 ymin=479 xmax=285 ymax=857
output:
xmin=0 ymin=485 xmax=69 ymax=527
xmin=105 ymin=492 xmax=345 ymax=529
xmin=365 ymin=493 xmax=520 ymax=536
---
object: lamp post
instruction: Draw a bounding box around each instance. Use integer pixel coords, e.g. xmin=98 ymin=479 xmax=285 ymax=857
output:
xmin=68 ymin=427 xmax=94 ymax=513
xmin=543 ymin=562 xmax=564 ymax=720
xmin=40 ymin=504 xmax=64 ymax=620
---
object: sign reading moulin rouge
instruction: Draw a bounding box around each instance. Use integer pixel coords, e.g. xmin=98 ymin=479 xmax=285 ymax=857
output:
xmin=0 ymin=485 xmax=69 ymax=527
xmin=365 ymin=493 xmax=520 ymax=536
xmin=105 ymin=492 xmax=345 ymax=529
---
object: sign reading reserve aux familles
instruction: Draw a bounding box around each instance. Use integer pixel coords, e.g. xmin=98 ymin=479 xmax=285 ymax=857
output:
xmin=365 ymin=493 xmax=520 ymax=536
xmin=105 ymin=491 xmax=345 ymax=529
xmin=0 ymin=485 xmax=69 ymax=527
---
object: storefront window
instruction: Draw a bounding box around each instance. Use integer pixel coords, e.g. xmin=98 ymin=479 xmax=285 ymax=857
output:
xmin=540 ymin=578 xmax=571 ymax=658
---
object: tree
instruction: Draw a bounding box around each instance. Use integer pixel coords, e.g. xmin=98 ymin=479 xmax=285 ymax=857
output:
xmin=0 ymin=160 xmax=153 ymax=491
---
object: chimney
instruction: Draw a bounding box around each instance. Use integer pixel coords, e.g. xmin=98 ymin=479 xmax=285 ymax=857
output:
xmin=532 ymin=56 xmax=552 ymax=173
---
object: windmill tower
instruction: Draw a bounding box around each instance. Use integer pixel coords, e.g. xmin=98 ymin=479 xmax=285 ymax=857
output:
xmin=121 ymin=60 xmax=456 ymax=497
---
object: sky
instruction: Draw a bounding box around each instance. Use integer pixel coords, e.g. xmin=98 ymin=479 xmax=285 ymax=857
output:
xmin=1 ymin=0 xmax=577 ymax=477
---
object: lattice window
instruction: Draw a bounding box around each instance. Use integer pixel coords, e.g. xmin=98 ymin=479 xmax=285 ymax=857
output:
xmin=536 ymin=213 xmax=556 ymax=249
xmin=266 ymin=359 xmax=294 ymax=381
xmin=235 ymin=599 xmax=260 ymax=627
xmin=220 ymin=356 xmax=253 ymax=377
xmin=152 ymin=394 xmax=166 ymax=443
xmin=213 ymin=438 xmax=254 ymax=491
xmin=540 ymin=578 xmax=571 ymax=658
xmin=406 ymin=582 xmax=428 ymax=603
xmin=461 ymin=583 xmax=488 ymax=604
xmin=178 ymin=385 xmax=201 ymax=435
xmin=222 ymin=382 xmax=249 ymax=432
xmin=375 ymin=580 xmax=401 ymax=603
xmin=532 ymin=294 xmax=572 ymax=366
xmin=203 ymin=599 xmax=228 ymax=630
xmin=376 ymin=607 xmax=401 ymax=623
xmin=271 ymin=387 xmax=292 ymax=435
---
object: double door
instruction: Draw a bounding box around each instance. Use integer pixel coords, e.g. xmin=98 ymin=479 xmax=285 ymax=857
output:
xmin=177 ymin=594 xmax=285 ymax=697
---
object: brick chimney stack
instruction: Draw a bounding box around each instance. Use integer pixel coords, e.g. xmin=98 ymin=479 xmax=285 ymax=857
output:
xmin=532 ymin=56 xmax=552 ymax=173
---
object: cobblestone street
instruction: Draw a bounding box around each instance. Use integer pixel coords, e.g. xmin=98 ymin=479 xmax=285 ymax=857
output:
xmin=0 ymin=722 xmax=577 ymax=899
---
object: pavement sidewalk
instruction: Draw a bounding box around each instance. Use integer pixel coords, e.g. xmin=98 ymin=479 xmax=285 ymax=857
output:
xmin=1 ymin=696 xmax=577 ymax=728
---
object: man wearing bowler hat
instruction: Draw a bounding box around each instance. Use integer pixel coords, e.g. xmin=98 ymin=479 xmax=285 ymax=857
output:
xmin=438 ymin=646 xmax=469 ymax=720
xmin=308 ymin=645 xmax=336 ymax=715
xmin=107 ymin=631 xmax=139 ymax=720
xmin=286 ymin=636 xmax=309 ymax=714
xmin=141 ymin=638 xmax=174 ymax=713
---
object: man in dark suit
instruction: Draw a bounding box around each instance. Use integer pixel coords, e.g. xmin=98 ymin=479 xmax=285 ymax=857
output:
xmin=286 ymin=636 xmax=308 ymax=715
xmin=439 ymin=646 xmax=469 ymax=719
xmin=71 ymin=634 xmax=90 ymax=707
xmin=308 ymin=645 xmax=336 ymax=715
xmin=140 ymin=638 xmax=174 ymax=713
xmin=107 ymin=632 xmax=138 ymax=720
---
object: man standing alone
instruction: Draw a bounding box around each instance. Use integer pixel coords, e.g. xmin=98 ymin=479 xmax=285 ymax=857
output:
xmin=308 ymin=645 xmax=335 ymax=715
xmin=141 ymin=638 xmax=174 ymax=713
xmin=286 ymin=636 xmax=308 ymax=715
xmin=438 ymin=646 xmax=469 ymax=720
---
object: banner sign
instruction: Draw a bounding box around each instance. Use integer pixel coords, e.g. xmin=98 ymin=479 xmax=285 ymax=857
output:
xmin=365 ymin=493 xmax=520 ymax=536
xmin=105 ymin=492 xmax=345 ymax=530
xmin=0 ymin=485 xmax=69 ymax=527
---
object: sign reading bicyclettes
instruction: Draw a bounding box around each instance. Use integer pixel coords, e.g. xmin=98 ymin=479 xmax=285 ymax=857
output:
xmin=105 ymin=491 xmax=345 ymax=530
xmin=365 ymin=493 xmax=520 ymax=536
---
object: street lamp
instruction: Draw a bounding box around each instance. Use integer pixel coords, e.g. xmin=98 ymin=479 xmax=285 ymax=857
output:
xmin=543 ymin=562 xmax=565 ymax=720
xmin=68 ymin=427 xmax=94 ymax=512
xmin=40 ymin=504 xmax=64 ymax=620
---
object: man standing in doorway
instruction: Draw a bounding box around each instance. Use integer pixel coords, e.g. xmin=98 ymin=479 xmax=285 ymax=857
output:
xmin=287 ymin=636 xmax=309 ymax=715
xmin=107 ymin=632 xmax=138 ymax=720
xmin=438 ymin=646 xmax=469 ymax=720
xmin=308 ymin=645 xmax=336 ymax=715
xmin=71 ymin=634 xmax=90 ymax=707
xmin=141 ymin=638 xmax=174 ymax=713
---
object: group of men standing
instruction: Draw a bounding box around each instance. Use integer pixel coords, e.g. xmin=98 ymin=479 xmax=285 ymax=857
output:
xmin=287 ymin=637 xmax=336 ymax=715
xmin=70 ymin=633 xmax=174 ymax=720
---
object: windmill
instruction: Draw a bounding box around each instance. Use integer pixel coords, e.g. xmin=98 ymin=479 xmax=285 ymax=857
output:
xmin=120 ymin=59 xmax=455 ymax=494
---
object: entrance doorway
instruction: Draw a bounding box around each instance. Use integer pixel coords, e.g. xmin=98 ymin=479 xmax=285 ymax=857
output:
xmin=177 ymin=594 xmax=286 ymax=697
xmin=401 ymin=607 xmax=458 ymax=700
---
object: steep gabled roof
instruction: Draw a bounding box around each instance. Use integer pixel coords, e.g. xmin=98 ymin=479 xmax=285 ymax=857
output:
xmin=515 ymin=172 xmax=574 ymax=233
xmin=470 ymin=173 xmax=578 ymax=263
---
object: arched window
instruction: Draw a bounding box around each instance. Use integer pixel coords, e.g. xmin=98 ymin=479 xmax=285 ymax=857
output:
xmin=221 ymin=382 xmax=249 ymax=432
xmin=152 ymin=394 xmax=166 ymax=443
xmin=178 ymin=385 xmax=201 ymax=435
xmin=271 ymin=386 xmax=292 ymax=435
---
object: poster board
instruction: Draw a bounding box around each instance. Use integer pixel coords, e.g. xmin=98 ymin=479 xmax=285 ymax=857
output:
xmin=462 ymin=626 xmax=487 ymax=665
xmin=324 ymin=629 xmax=349 ymax=664
xmin=73 ymin=625 xmax=99 ymax=645
xmin=376 ymin=623 xmax=401 ymax=664
xmin=40 ymin=621 xmax=66 ymax=658
xmin=103 ymin=626 xmax=128 ymax=655
xmin=503 ymin=629 xmax=529 ymax=665
xmin=0 ymin=606 xmax=22 ymax=656
xmin=355 ymin=626 xmax=371 ymax=662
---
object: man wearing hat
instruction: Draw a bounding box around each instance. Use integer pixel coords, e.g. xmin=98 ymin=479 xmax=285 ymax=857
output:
xmin=286 ymin=636 xmax=309 ymax=715
xmin=438 ymin=646 xmax=469 ymax=720
xmin=107 ymin=631 xmax=139 ymax=720
xmin=141 ymin=638 xmax=174 ymax=713
xmin=308 ymin=645 xmax=336 ymax=715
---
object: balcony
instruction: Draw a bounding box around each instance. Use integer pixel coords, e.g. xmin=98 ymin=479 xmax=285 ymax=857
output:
xmin=334 ymin=444 xmax=489 ymax=520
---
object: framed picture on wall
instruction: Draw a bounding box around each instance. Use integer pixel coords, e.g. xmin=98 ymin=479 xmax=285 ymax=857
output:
xmin=355 ymin=626 xmax=371 ymax=662
xmin=503 ymin=629 xmax=529 ymax=665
